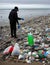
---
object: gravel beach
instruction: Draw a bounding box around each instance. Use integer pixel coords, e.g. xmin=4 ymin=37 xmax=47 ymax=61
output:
xmin=0 ymin=14 xmax=50 ymax=65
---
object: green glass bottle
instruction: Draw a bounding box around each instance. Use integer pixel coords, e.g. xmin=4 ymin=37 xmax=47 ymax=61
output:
xmin=28 ymin=32 xmax=34 ymax=46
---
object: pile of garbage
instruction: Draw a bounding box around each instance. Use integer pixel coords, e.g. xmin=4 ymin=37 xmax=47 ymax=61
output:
xmin=1 ymin=31 xmax=50 ymax=65
xmin=0 ymin=15 xmax=50 ymax=65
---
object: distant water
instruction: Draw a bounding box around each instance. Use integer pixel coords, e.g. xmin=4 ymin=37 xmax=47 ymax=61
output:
xmin=0 ymin=9 xmax=50 ymax=26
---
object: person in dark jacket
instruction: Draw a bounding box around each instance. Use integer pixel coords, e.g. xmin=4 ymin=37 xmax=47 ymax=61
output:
xmin=9 ymin=7 xmax=24 ymax=38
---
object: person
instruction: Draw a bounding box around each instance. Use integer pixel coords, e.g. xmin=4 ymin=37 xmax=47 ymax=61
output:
xmin=8 ymin=6 xmax=24 ymax=38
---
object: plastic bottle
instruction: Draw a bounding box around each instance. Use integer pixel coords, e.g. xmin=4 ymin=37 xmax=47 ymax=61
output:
xmin=28 ymin=32 xmax=34 ymax=46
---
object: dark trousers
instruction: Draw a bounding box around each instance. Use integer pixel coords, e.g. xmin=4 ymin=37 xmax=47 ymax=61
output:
xmin=10 ymin=21 xmax=16 ymax=37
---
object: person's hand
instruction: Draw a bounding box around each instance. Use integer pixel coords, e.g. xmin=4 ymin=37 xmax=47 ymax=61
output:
xmin=18 ymin=24 xmax=20 ymax=29
xmin=21 ymin=18 xmax=24 ymax=20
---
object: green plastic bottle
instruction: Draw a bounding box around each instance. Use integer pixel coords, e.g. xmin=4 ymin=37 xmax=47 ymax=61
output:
xmin=28 ymin=32 xmax=34 ymax=46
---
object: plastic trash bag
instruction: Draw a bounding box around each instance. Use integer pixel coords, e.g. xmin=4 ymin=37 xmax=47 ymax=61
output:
xmin=3 ymin=46 xmax=13 ymax=54
xmin=11 ymin=43 xmax=20 ymax=56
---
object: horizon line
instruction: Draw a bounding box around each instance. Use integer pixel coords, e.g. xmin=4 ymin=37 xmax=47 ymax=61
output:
xmin=0 ymin=3 xmax=50 ymax=9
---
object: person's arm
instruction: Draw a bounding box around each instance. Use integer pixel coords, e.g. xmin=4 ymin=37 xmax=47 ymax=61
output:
xmin=15 ymin=12 xmax=24 ymax=24
xmin=17 ymin=14 xmax=22 ymax=20
xmin=17 ymin=17 xmax=22 ymax=20
xmin=17 ymin=13 xmax=24 ymax=20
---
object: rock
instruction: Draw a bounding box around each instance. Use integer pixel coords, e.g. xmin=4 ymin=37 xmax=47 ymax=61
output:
xmin=26 ymin=59 xmax=31 ymax=63
xmin=18 ymin=54 xmax=24 ymax=60
xmin=28 ymin=52 xmax=31 ymax=56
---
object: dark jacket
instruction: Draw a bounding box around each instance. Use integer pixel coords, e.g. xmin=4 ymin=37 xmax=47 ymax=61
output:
xmin=9 ymin=9 xmax=21 ymax=24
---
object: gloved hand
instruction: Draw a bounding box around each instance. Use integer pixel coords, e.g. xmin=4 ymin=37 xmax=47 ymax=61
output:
xmin=21 ymin=18 xmax=24 ymax=20
xmin=18 ymin=24 xmax=20 ymax=29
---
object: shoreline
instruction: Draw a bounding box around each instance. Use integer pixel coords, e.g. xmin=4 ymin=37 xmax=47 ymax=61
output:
xmin=0 ymin=14 xmax=50 ymax=26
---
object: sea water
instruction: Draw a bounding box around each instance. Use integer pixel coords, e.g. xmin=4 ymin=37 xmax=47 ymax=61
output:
xmin=0 ymin=9 xmax=50 ymax=26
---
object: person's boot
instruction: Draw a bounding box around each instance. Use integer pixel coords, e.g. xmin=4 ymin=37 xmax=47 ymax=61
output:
xmin=11 ymin=34 xmax=14 ymax=38
xmin=14 ymin=33 xmax=17 ymax=38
